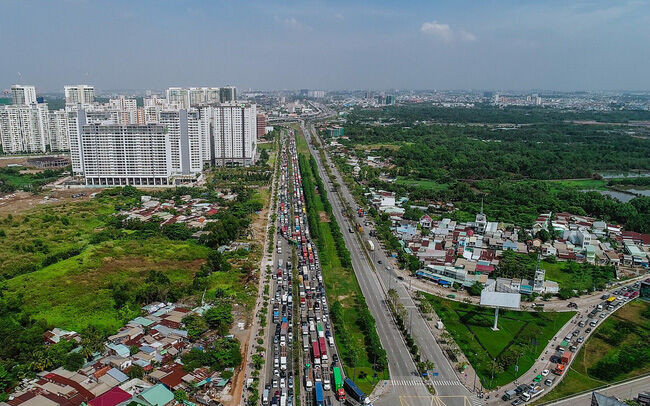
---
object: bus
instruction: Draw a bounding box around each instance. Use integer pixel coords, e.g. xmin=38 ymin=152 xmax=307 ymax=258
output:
xmin=333 ymin=367 xmax=345 ymax=400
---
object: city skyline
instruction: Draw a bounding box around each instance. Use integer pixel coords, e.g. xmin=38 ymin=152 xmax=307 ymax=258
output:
xmin=1 ymin=0 xmax=649 ymax=92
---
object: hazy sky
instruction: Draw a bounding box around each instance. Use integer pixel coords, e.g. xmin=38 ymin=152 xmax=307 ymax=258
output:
xmin=2 ymin=0 xmax=649 ymax=92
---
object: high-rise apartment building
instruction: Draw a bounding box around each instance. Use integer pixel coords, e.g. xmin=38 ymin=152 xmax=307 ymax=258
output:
xmin=256 ymin=113 xmax=267 ymax=139
xmin=64 ymin=85 xmax=95 ymax=105
xmin=166 ymin=87 xmax=190 ymax=109
xmin=80 ymin=123 xmax=172 ymax=186
xmin=11 ymin=85 xmax=37 ymax=105
xmin=159 ymin=109 xmax=204 ymax=176
xmin=70 ymin=107 xmax=204 ymax=185
xmin=0 ymin=103 xmax=49 ymax=153
xmin=47 ymin=109 xmax=70 ymax=151
xmin=167 ymin=87 xmax=225 ymax=108
xmin=211 ymin=103 xmax=257 ymax=166
xmin=219 ymin=86 xmax=236 ymax=103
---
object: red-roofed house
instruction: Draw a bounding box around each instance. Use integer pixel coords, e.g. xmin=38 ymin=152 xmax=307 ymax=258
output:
xmin=88 ymin=387 xmax=132 ymax=406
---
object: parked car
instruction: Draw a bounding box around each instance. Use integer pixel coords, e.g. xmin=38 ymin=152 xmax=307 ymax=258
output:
xmin=541 ymin=369 xmax=549 ymax=376
xmin=533 ymin=374 xmax=543 ymax=382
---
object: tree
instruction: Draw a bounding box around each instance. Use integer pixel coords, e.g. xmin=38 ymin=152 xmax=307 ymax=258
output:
xmin=468 ymin=282 xmax=484 ymax=296
xmin=182 ymin=314 xmax=208 ymax=341
xmin=64 ymin=351 xmax=85 ymax=371
xmin=127 ymin=364 xmax=145 ymax=379
xmin=129 ymin=345 xmax=140 ymax=356
xmin=174 ymin=390 xmax=188 ymax=402
xmin=203 ymin=303 xmax=234 ymax=336
xmin=80 ymin=325 xmax=105 ymax=359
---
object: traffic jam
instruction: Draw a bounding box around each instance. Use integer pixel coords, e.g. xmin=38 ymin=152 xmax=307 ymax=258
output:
xmin=500 ymin=280 xmax=645 ymax=405
xmin=263 ymin=131 xmax=370 ymax=406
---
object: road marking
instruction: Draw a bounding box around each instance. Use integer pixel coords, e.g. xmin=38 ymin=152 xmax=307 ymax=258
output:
xmin=431 ymin=380 xmax=463 ymax=386
xmin=393 ymin=379 xmax=425 ymax=386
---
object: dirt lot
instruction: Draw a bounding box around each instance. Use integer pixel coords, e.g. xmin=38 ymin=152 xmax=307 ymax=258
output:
xmin=0 ymin=188 xmax=100 ymax=216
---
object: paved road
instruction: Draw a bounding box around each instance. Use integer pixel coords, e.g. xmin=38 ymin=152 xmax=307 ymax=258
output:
xmin=303 ymin=122 xmax=477 ymax=406
xmin=546 ymin=375 xmax=650 ymax=406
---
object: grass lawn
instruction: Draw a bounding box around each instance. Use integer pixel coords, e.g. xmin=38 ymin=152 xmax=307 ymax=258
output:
xmin=534 ymin=300 xmax=650 ymax=404
xmin=296 ymin=133 xmax=384 ymax=394
xmin=424 ymin=294 xmax=574 ymax=389
xmin=395 ymin=177 xmax=449 ymax=191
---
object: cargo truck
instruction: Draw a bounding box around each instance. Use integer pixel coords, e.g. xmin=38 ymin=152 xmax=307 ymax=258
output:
xmin=315 ymin=382 xmax=324 ymax=406
xmin=333 ymin=367 xmax=345 ymax=400
xmin=344 ymin=378 xmax=369 ymax=404
xmin=368 ymin=240 xmax=375 ymax=251
xmin=319 ymin=337 xmax=328 ymax=363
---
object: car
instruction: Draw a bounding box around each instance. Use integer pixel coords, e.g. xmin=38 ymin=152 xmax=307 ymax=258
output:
xmin=280 ymin=378 xmax=286 ymax=388
xmin=397 ymin=276 xmax=405 ymax=281
xmin=377 ymin=260 xmax=382 ymax=264
xmin=511 ymin=399 xmax=523 ymax=406
xmin=533 ymin=374 xmax=543 ymax=382
xmin=600 ymin=313 xmax=607 ymax=319
xmin=577 ymin=336 xmax=584 ymax=343
xmin=586 ymin=327 xmax=592 ymax=333
xmin=541 ymin=369 xmax=549 ymax=376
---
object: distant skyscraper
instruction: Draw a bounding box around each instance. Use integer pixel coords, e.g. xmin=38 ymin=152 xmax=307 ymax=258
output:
xmin=11 ymin=85 xmax=37 ymax=105
xmin=256 ymin=113 xmax=267 ymax=139
xmin=219 ymin=86 xmax=237 ymax=103
xmin=64 ymin=85 xmax=95 ymax=105
xmin=167 ymin=87 xmax=190 ymax=109
xmin=385 ymin=95 xmax=395 ymax=105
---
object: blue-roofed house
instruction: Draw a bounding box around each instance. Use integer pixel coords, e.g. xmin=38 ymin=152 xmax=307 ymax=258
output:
xmin=131 ymin=383 xmax=174 ymax=406
xmin=106 ymin=343 xmax=130 ymax=358
xmin=106 ymin=367 xmax=129 ymax=384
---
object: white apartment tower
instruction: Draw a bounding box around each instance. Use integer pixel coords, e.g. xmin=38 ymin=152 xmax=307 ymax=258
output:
xmin=159 ymin=109 xmax=204 ymax=176
xmin=11 ymin=85 xmax=37 ymax=105
xmin=211 ymin=103 xmax=257 ymax=166
xmin=47 ymin=109 xmax=69 ymax=151
xmin=0 ymin=103 xmax=49 ymax=153
xmin=166 ymin=87 xmax=190 ymax=109
xmin=64 ymin=85 xmax=95 ymax=105
xmin=80 ymin=123 xmax=172 ymax=186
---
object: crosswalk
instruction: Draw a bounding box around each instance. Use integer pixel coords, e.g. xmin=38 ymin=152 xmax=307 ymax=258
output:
xmin=392 ymin=379 xmax=424 ymax=386
xmin=431 ymin=380 xmax=463 ymax=386
xmin=391 ymin=379 xmax=464 ymax=387
xmin=468 ymin=395 xmax=485 ymax=406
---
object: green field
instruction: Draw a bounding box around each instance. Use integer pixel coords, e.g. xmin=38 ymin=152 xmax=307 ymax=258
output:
xmin=0 ymin=167 xmax=67 ymax=192
xmin=545 ymin=178 xmax=609 ymax=191
xmin=537 ymin=300 xmax=650 ymax=403
xmin=424 ymin=294 xmax=574 ymax=389
xmin=0 ymin=187 xmax=265 ymax=332
xmin=4 ymin=238 xmax=210 ymax=331
xmin=395 ymin=177 xmax=449 ymax=191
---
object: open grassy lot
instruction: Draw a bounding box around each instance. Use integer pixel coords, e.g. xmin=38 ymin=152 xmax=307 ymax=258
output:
xmin=424 ymin=294 xmax=574 ymax=389
xmin=0 ymin=186 xmax=266 ymax=333
xmin=395 ymin=177 xmax=450 ymax=191
xmin=0 ymin=194 xmax=121 ymax=279
xmin=537 ymin=300 xmax=650 ymax=403
xmin=4 ymin=238 xmax=209 ymax=331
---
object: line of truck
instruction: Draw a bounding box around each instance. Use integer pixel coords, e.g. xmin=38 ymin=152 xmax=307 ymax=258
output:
xmin=285 ymin=132 xmax=371 ymax=406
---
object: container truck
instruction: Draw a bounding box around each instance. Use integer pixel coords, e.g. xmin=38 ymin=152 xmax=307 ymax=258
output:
xmin=312 ymin=341 xmax=321 ymax=365
xmin=333 ymin=367 xmax=345 ymax=400
xmin=344 ymin=378 xmax=369 ymax=404
xmin=315 ymin=382 xmax=324 ymax=406
xmin=305 ymin=367 xmax=313 ymax=390
xmin=319 ymin=337 xmax=328 ymax=363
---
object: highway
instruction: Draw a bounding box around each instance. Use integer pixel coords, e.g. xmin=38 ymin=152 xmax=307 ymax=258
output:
xmin=302 ymin=120 xmax=479 ymax=406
